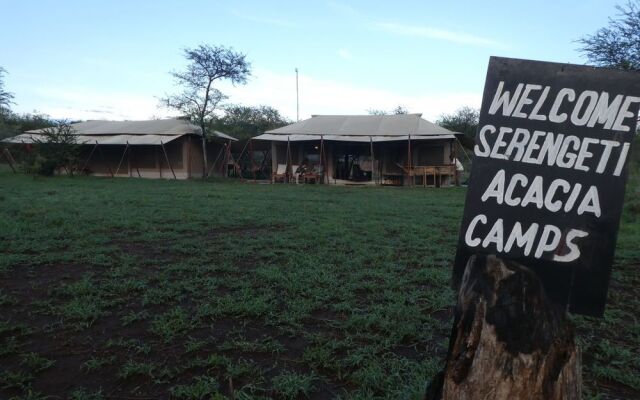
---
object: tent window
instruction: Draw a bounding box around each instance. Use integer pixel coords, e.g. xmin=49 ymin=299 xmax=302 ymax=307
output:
xmin=303 ymin=143 xmax=320 ymax=165
xmin=134 ymin=145 xmax=156 ymax=168
xmin=162 ymin=141 xmax=183 ymax=169
xmin=418 ymin=145 xmax=444 ymax=165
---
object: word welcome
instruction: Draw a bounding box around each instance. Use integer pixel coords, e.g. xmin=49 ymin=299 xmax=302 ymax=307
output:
xmin=489 ymin=81 xmax=640 ymax=131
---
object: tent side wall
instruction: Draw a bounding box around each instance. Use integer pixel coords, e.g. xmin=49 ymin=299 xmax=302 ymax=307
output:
xmin=82 ymin=135 xmax=209 ymax=179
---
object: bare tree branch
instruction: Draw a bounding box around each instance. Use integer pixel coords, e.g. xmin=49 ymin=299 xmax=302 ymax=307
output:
xmin=578 ymin=1 xmax=640 ymax=70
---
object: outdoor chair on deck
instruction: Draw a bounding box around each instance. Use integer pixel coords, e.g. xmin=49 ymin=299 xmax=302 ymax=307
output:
xmin=302 ymin=165 xmax=323 ymax=184
xmin=290 ymin=165 xmax=300 ymax=183
xmin=272 ymin=164 xmax=287 ymax=183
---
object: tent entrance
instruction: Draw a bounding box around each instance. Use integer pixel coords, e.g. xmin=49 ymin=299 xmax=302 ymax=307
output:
xmin=333 ymin=143 xmax=375 ymax=182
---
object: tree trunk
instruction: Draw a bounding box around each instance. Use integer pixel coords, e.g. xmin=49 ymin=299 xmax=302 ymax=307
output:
xmin=426 ymin=255 xmax=581 ymax=400
xmin=201 ymin=135 xmax=208 ymax=179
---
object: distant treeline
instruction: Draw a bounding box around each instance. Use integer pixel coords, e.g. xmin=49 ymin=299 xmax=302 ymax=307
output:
xmin=0 ymin=112 xmax=57 ymax=140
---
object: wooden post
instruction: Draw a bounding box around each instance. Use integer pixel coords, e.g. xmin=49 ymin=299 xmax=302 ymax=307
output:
xmin=115 ymin=143 xmax=129 ymax=176
xmin=160 ymin=141 xmax=177 ymax=180
xmin=286 ymin=136 xmax=291 ymax=183
xmin=226 ymin=140 xmax=233 ymax=178
xmin=260 ymin=149 xmax=270 ymax=176
xmin=234 ymin=140 xmax=251 ymax=182
xmin=249 ymin=139 xmax=256 ymax=182
xmin=95 ymin=141 xmax=114 ymax=178
xmin=452 ymin=140 xmax=459 ymax=186
xmin=407 ymin=134 xmax=412 ymax=186
xmin=369 ymin=136 xmax=375 ymax=185
xmin=81 ymin=143 xmax=98 ymax=175
xmin=2 ymin=147 xmax=17 ymax=173
xmin=426 ymin=255 xmax=581 ymax=400
xmin=221 ymin=139 xmax=232 ymax=178
xmin=218 ymin=142 xmax=227 ymax=176
xmin=208 ymin=144 xmax=225 ymax=178
xmin=187 ymin=136 xmax=192 ymax=179
xmin=157 ymin=146 xmax=162 ymax=179
xmin=319 ymin=135 xmax=325 ymax=184
xmin=129 ymin=143 xmax=141 ymax=178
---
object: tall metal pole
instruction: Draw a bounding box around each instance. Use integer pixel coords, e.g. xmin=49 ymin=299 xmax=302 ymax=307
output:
xmin=295 ymin=68 xmax=299 ymax=122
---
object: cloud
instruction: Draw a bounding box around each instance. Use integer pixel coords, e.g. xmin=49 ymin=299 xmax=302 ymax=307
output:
xmin=18 ymin=69 xmax=480 ymax=124
xmin=374 ymin=22 xmax=506 ymax=49
xmin=230 ymin=9 xmax=298 ymax=28
xmin=24 ymin=87 xmax=173 ymax=120
xmin=337 ymin=48 xmax=354 ymax=61
xmin=219 ymin=68 xmax=481 ymax=122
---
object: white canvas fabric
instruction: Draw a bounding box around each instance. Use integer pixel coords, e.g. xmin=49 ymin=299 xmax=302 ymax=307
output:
xmin=2 ymin=118 xmax=237 ymax=146
xmin=254 ymin=114 xmax=458 ymax=142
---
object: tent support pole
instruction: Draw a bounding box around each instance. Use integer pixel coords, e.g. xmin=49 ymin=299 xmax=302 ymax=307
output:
xmin=455 ymin=136 xmax=472 ymax=163
xmin=225 ymin=139 xmax=232 ymax=178
xmin=129 ymin=143 xmax=141 ymax=178
xmin=2 ymin=147 xmax=17 ymax=173
xmin=320 ymin=135 xmax=325 ymax=184
xmin=187 ymin=136 xmax=192 ymax=179
xmin=369 ymin=136 xmax=375 ymax=185
xmin=95 ymin=141 xmax=114 ymax=178
xmin=157 ymin=146 xmax=162 ymax=179
xmin=220 ymin=139 xmax=232 ymax=178
xmin=219 ymin=142 xmax=226 ymax=176
xmin=260 ymin=149 xmax=270 ymax=173
xmin=250 ymin=139 xmax=256 ymax=182
xmin=81 ymin=143 xmax=98 ymax=174
xmin=115 ymin=143 xmax=130 ymax=176
xmin=407 ymin=134 xmax=412 ymax=186
xmin=235 ymin=140 xmax=251 ymax=182
xmin=286 ymin=136 xmax=292 ymax=183
xmin=160 ymin=141 xmax=177 ymax=180
xmin=452 ymin=140 xmax=459 ymax=186
xmin=208 ymin=143 xmax=225 ymax=177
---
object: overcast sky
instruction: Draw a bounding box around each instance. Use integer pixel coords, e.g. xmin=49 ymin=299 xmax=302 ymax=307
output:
xmin=0 ymin=0 xmax=620 ymax=122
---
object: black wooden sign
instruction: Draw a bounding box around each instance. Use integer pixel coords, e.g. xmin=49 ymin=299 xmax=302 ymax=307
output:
xmin=454 ymin=57 xmax=640 ymax=316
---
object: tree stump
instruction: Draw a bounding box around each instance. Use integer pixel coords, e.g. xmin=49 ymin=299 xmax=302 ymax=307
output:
xmin=426 ymin=255 xmax=581 ymax=400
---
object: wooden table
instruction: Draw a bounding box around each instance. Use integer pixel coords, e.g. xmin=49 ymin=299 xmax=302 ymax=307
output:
xmin=410 ymin=165 xmax=457 ymax=187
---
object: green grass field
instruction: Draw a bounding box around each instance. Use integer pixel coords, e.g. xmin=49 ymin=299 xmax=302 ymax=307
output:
xmin=0 ymin=167 xmax=638 ymax=399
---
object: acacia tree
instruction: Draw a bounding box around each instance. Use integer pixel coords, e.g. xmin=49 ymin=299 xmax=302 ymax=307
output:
xmin=0 ymin=67 xmax=14 ymax=114
xmin=162 ymin=45 xmax=251 ymax=177
xmin=212 ymin=104 xmax=291 ymax=140
xmin=24 ymin=121 xmax=80 ymax=176
xmin=367 ymin=105 xmax=409 ymax=115
xmin=436 ymin=106 xmax=479 ymax=138
xmin=578 ymin=1 xmax=640 ymax=70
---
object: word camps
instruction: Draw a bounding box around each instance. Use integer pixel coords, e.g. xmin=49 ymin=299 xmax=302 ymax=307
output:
xmin=462 ymin=81 xmax=637 ymax=263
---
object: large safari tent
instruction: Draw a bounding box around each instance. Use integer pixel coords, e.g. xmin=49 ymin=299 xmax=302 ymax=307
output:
xmin=252 ymin=114 xmax=463 ymax=186
xmin=2 ymin=119 xmax=237 ymax=179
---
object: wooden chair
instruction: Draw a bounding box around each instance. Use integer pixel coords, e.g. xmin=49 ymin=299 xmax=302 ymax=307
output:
xmin=272 ymin=163 xmax=287 ymax=183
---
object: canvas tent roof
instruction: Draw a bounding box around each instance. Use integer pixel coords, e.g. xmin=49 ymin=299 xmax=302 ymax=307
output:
xmin=3 ymin=133 xmax=185 ymax=146
xmin=2 ymin=118 xmax=237 ymax=145
xmin=253 ymin=134 xmax=455 ymax=142
xmin=253 ymin=114 xmax=457 ymax=142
